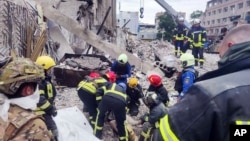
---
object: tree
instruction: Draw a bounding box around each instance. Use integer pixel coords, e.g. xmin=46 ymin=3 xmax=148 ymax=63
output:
xmin=156 ymin=12 xmax=175 ymax=41
xmin=190 ymin=10 xmax=203 ymax=20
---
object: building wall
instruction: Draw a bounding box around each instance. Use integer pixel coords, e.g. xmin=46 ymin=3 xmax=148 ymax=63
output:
xmin=138 ymin=24 xmax=157 ymax=40
xmin=202 ymin=0 xmax=250 ymax=36
xmin=117 ymin=11 xmax=139 ymax=35
xmin=93 ymin=0 xmax=116 ymax=30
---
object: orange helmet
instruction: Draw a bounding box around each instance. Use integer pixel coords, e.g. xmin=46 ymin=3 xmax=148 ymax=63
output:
xmin=105 ymin=71 xmax=116 ymax=83
xmin=89 ymin=72 xmax=100 ymax=78
xmin=148 ymin=74 xmax=162 ymax=87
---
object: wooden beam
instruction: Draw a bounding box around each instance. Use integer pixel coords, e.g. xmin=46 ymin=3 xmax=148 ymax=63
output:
xmin=30 ymin=31 xmax=47 ymax=61
xmin=26 ymin=26 xmax=32 ymax=58
xmin=35 ymin=0 xmax=161 ymax=74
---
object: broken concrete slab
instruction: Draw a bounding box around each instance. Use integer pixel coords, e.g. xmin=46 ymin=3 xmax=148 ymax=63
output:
xmin=34 ymin=0 xmax=164 ymax=76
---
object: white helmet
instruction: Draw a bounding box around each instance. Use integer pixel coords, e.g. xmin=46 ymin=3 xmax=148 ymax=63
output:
xmin=180 ymin=53 xmax=195 ymax=67
xmin=193 ymin=19 xmax=201 ymax=24
xmin=178 ymin=17 xmax=184 ymax=22
xmin=117 ymin=53 xmax=128 ymax=64
xmin=163 ymin=56 xmax=176 ymax=68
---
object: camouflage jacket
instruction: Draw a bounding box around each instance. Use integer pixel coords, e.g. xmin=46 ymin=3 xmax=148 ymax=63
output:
xmin=0 ymin=105 xmax=53 ymax=141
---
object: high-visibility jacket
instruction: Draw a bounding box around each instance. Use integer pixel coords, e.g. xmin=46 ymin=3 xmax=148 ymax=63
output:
xmin=173 ymin=24 xmax=188 ymax=40
xmin=96 ymin=82 xmax=127 ymax=104
xmin=77 ymin=77 xmax=107 ymax=94
xmin=187 ymin=26 xmax=207 ymax=47
xmin=35 ymin=76 xmax=57 ymax=115
xmin=159 ymin=42 xmax=250 ymax=141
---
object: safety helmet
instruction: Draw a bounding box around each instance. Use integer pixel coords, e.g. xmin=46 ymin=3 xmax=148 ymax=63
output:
xmin=89 ymin=72 xmax=100 ymax=78
xmin=36 ymin=56 xmax=56 ymax=70
xmin=163 ymin=56 xmax=176 ymax=68
xmin=117 ymin=53 xmax=128 ymax=64
xmin=180 ymin=53 xmax=195 ymax=67
xmin=147 ymin=74 xmax=162 ymax=87
xmin=178 ymin=17 xmax=184 ymax=22
xmin=0 ymin=58 xmax=45 ymax=95
xmin=193 ymin=18 xmax=201 ymax=24
xmin=128 ymin=77 xmax=138 ymax=88
xmin=142 ymin=91 xmax=159 ymax=107
xmin=105 ymin=71 xmax=116 ymax=83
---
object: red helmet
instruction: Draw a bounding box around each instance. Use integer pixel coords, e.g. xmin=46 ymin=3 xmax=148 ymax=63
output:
xmin=89 ymin=72 xmax=100 ymax=78
xmin=106 ymin=71 xmax=116 ymax=83
xmin=148 ymin=74 xmax=162 ymax=87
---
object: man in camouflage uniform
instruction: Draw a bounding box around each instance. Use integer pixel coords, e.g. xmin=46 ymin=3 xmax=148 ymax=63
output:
xmin=0 ymin=57 xmax=53 ymax=140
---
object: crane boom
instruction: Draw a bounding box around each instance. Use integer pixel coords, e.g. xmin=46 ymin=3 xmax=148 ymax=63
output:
xmin=155 ymin=0 xmax=191 ymax=28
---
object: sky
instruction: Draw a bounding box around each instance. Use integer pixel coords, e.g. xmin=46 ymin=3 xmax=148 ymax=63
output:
xmin=117 ymin=0 xmax=208 ymax=24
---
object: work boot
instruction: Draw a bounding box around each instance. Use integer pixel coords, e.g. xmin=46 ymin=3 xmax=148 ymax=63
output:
xmin=200 ymin=62 xmax=204 ymax=68
xmin=195 ymin=61 xmax=198 ymax=66
xmin=200 ymin=64 xmax=203 ymax=68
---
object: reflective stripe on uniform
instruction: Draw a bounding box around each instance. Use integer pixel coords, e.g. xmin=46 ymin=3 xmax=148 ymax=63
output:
xmin=159 ymin=115 xmax=179 ymax=141
xmin=39 ymin=90 xmax=45 ymax=95
xmin=236 ymin=120 xmax=250 ymax=125
xmin=35 ymin=111 xmax=45 ymax=115
xmin=119 ymin=121 xmax=128 ymax=141
xmin=36 ymin=100 xmax=51 ymax=110
xmin=199 ymin=59 xmax=205 ymax=62
xmin=141 ymin=127 xmax=152 ymax=141
xmin=96 ymin=86 xmax=107 ymax=101
xmin=105 ymin=84 xmax=127 ymax=100
xmin=46 ymin=83 xmax=53 ymax=99
xmin=94 ymin=78 xmax=107 ymax=85
xmin=94 ymin=109 xmax=103 ymax=134
xmin=77 ymin=81 xmax=96 ymax=94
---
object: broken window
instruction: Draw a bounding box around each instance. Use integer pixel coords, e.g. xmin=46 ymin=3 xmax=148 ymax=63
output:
xmin=218 ymin=9 xmax=222 ymax=14
xmin=224 ymin=7 xmax=228 ymax=12
xmin=230 ymin=5 xmax=235 ymax=11
xmin=238 ymin=3 xmax=243 ymax=9
xmin=247 ymin=0 xmax=250 ymax=7
xmin=217 ymin=19 xmax=221 ymax=24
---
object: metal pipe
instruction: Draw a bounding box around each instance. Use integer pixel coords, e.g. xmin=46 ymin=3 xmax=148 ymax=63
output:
xmin=86 ymin=6 xmax=112 ymax=54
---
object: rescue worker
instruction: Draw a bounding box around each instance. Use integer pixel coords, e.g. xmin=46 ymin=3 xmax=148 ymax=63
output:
xmin=94 ymin=71 xmax=128 ymax=141
xmin=126 ymin=77 xmax=143 ymax=116
xmin=174 ymin=53 xmax=198 ymax=101
xmin=162 ymin=56 xmax=178 ymax=78
xmin=152 ymin=24 xmax=250 ymax=141
xmin=187 ymin=18 xmax=207 ymax=68
xmin=35 ymin=56 xmax=58 ymax=140
xmin=0 ymin=57 xmax=53 ymax=140
xmin=173 ymin=17 xmax=188 ymax=57
xmin=111 ymin=53 xmax=132 ymax=90
xmin=138 ymin=92 xmax=168 ymax=141
xmin=147 ymin=74 xmax=169 ymax=106
xmin=77 ymin=72 xmax=107 ymax=128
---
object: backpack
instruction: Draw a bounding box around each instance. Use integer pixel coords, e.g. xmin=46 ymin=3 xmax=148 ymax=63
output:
xmin=174 ymin=68 xmax=199 ymax=93
xmin=0 ymin=105 xmax=51 ymax=141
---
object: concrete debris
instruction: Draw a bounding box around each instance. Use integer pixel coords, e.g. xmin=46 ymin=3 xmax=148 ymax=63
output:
xmin=57 ymin=57 xmax=110 ymax=70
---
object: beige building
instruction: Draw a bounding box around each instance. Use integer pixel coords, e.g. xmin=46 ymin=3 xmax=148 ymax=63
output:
xmin=202 ymin=0 xmax=250 ymax=37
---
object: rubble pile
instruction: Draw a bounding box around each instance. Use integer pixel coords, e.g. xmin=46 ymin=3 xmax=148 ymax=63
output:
xmin=54 ymin=38 xmax=220 ymax=140
xmin=56 ymin=57 xmax=110 ymax=71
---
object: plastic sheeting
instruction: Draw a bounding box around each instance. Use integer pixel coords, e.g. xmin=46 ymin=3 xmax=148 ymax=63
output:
xmin=53 ymin=106 xmax=100 ymax=141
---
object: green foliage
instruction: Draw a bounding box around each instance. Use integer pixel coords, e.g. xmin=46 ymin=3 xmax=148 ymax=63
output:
xmin=190 ymin=10 xmax=203 ymax=19
xmin=156 ymin=12 xmax=175 ymax=41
